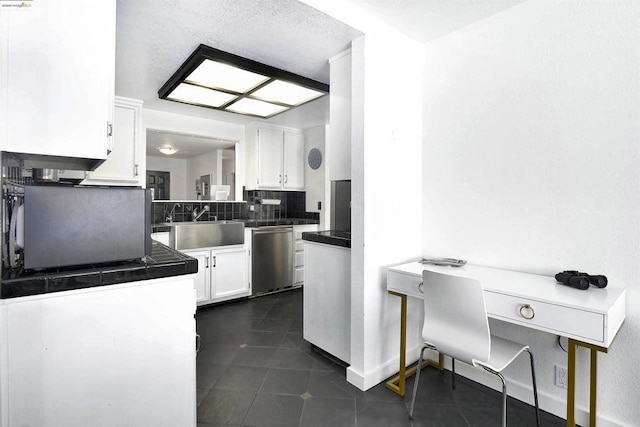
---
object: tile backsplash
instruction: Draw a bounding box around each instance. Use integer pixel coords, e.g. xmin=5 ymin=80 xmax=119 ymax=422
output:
xmin=245 ymin=190 xmax=318 ymax=221
xmin=152 ymin=201 xmax=247 ymax=224
xmin=152 ymin=190 xmax=319 ymax=224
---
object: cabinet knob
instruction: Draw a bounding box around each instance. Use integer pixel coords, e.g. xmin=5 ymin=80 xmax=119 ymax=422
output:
xmin=418 ymin=282 xmax=424 ymax=293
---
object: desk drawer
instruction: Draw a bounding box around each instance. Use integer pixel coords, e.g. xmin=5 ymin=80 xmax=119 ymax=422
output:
xmin=388 ymin=271 xmax=423 ymax=298
xmin=485 ymin=291 xmax=605 ymax=343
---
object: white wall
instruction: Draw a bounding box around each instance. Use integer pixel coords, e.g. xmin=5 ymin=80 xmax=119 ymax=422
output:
xmin=304 ymin=125 xmax=327 ymax=228
xmin=422 ymin=1 xmax=640 ymax=425
xmin=146 ymin=155 xmax=188 ymax=200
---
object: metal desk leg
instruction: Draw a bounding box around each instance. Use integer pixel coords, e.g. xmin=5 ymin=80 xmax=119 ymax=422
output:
xmin=566 ymin=339 xmax=608 ymax=427
xmin=386 ymin=291 xmax=443 ymax=396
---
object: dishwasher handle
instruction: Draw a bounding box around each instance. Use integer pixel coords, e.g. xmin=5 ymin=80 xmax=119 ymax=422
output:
xmin=252 ymin=226 xmax=293 ymax=235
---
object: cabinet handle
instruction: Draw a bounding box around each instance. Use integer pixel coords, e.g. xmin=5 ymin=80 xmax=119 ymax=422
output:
xmin=279 ymin=174 xmax=282 ymax=184
xmin=205 ymin=256 xmax=209 ymax=268
xmin=285 ymin=174 xmax=288 ymax=184
xmin=212 ymin=256 xmax=216 ymax=268
xmin=519 ymin=304 xmax=535 ymax=320
xmin=418 ymin=282 xmax=424 ymax=293
xmin=134 ymin=164 xmax=139 ymax=176
xmin=195 ymin=333 xmax=201 ymax=353
xmin=107 ymin=122 xmax=113 ymax=137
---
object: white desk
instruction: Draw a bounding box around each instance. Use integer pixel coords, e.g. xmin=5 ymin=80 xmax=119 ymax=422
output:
xmin=387 ymin=261 xmax=626 ymax=427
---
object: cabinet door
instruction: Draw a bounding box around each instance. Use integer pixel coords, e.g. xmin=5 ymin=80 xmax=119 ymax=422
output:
xmin=257 ymin=128 xmax=284 ymax=189
xmin=186 ymin=250 xmax=211 ymax=304
xmin=212 ymin=248 xmax=248 ymax=300
xmin=283 ymin=131 xmax=305 ymax=189
xmin=83 ymin=98 xmax=142 ymax=185
xmin=0 ymin=0 xmax=115 ymax=160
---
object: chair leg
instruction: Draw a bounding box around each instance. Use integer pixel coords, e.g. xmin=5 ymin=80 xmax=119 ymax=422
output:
xmin=451 ymin=358 xmax=456 ymax=390
xmin=409 ymin=346 xmax=427 ymax=419
xmin=525 ymin=349 xmax=541 ymax=427
xmin=483 ymin=367 xmax=507 ymax=427
xmin=497 ymin=371 xmax=507 ymax=427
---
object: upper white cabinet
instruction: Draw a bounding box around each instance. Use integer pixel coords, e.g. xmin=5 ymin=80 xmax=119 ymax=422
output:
xmin=246 ymin=123 xmax=305 ymax=190
xmin=83 ymin=97 xmax=145 ymax=187
xmin=0 ymin=0 xmax=115 ymax=160
xmin=328 ymin=49 xmax=352 ymax=181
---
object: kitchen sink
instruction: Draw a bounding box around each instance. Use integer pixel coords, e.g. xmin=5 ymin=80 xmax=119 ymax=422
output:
xmin=165 ymin=221 xmax=244 ymax=250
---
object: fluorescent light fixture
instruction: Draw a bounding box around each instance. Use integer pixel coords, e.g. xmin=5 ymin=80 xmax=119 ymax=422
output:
xmin=186 ymin=59 xmax=269 ymax=93
xmin=158 ymin=44 xmax=329 ymax=118
xmin=251 ymin=80 xmax=324 ymax=105
xmin=226 ymin=98 xmax=288 ymax=118
xmin=158 ymin=146 xmax=178 ymax=155
xmin=167 ymin=83 xmax=237 ymax=108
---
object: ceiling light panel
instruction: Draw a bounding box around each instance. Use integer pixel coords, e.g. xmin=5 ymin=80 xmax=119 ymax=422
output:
xmin=251 ymin=80 xmax=325 ymax=106
xmin=226 ymin=98 xmax=289 ymax=118
xmin=186 ymin=59 xmax=270 ymax=93
xmin=167 ymin=83 xmax=237 ymax=108
xmin=158 ymin=45 xmax=329 ymax=118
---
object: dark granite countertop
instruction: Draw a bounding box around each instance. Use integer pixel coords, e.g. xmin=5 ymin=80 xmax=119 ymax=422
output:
xmin=302 ymin=230 xmax=351 ymax=248
xmin=1 ymin=241 xmax=198 ymax=299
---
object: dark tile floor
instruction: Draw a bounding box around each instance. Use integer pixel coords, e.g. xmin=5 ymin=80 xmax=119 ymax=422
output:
xmin=196 ymin=288 xmax=568 ymax=427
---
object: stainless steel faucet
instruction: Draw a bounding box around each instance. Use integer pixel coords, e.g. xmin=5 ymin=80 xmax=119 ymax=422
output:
xmin=166 ymin=203 xmax=181 ymax=223
xmin=192 ymin=205 xmax=210 ymax=222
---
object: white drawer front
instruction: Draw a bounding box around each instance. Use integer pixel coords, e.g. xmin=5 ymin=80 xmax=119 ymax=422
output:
xmin=485 ymin=291 xmax=604 ymax=343
xmin=294 ymin=267 xmax=304 ymax=284
xmin=388 ymin=271 xmax=423 ymax=298
xmin=295 ymin=241 xmax=304 ymax=252
xmin=295 ymin=252 xmax=305 ymax=268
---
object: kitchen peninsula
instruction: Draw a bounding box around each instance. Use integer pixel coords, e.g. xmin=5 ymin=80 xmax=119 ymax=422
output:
xmin=0 ymin=241 xmax=199 ymax=426
xmin=302 ymin=230 xmax=351 ymax=363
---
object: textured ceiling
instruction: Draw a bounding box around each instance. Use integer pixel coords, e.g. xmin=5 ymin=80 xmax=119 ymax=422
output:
xmin=116 ymin=0 xmax=526 ymax=150
xmin=116 ymin=0 xmax=361 ymax=128
xmin=345 ymin=0 xmax=527 ymax=43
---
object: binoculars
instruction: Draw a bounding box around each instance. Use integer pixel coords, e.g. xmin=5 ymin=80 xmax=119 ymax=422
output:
xmin=555 ymin=271 xmax=607 ymax=290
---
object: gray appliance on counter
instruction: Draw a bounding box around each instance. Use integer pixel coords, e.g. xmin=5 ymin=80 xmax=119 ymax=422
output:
xmin=20 ymin=186 xmax=152 ymax=269
xmin=251 ymin=226 xmax=293 ymax=296
xmin=331 ymin=180 xmax=351 ymax=232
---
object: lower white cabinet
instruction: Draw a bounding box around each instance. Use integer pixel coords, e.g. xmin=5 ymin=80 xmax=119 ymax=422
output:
xmin=185 ymin=245 xmax=249 ymax=305
xmin=303 ymin=241 xmax=351 ymax=363
xmin=0 ymin=275 xmax=197 ymax=427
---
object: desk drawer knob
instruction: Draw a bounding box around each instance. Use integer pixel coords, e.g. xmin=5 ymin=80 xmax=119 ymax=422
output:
xmin=418 ymin=282 xmax=424 ymax=293
xmin=519 ymin=304 xmax=535 ymax=320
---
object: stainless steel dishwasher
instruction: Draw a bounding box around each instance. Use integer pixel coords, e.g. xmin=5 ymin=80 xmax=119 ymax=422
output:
xmin=251 ymin=226 xmax=293 ymax=296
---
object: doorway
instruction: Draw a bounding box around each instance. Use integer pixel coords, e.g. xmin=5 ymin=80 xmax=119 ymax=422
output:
xmin=147 ymin=170 xmax=171 ymax=200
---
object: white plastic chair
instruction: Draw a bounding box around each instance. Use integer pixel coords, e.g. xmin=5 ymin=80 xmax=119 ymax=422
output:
xmin=408 ymin=270 xmax=540 ymax=427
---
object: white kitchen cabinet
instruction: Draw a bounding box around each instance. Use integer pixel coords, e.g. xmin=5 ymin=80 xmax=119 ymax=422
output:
xmin=256 ymin=127 xmax=284 ymax=188
xmin=82 ymin=97 xmax=145 ymax=187
xmin=328 ymin=49 xmax=352 ymax=181
xmin=0 ymin=0 xmax=115 ymax=161
xmin=283 ymin=132 xmax=305 ymax=189
xmin=0 ymin=275 xmax=196 ymax=427
xmin=185 ymin=245 xmax=249 ymax=305
xmin=246 ymin=124 xmax=305 ymax=190
xmin=293 ymin=224 xmax=319 ymax=286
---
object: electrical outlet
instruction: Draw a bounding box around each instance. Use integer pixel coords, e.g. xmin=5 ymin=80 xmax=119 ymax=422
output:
xmin=555 ymin=365 xmax=568 ymax=389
